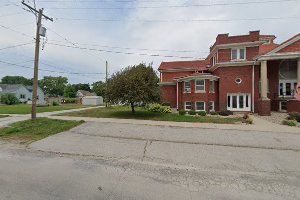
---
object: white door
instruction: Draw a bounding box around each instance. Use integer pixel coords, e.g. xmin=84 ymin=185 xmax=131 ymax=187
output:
xmin=227 ymin=93 xmax=251 ymax=111
xmin=279 ymin=80 xmax=297 ymax=97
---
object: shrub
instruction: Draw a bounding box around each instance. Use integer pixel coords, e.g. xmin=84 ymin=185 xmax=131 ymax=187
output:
xmin=243 ymin=113 xmax=249 ymax=119
xmin=64 ymin=98 xmax=76 ymax=104
xmin=288 ymin=112 xmax=299 ymax=119
xmin=162 ymin=102 xmax=171 ymax=107
xmin=0 ymin=94 xmax=20 ymax=105
xmin=146 ymin=104 xmax=172 ymax=113
xmin=188 ymin=110 xmax=196 ymax=115
xmin=282 ymin=119 xmax=297 ymax=126
xmin=218 ymin=110 xmax=233 ymax=116
xmin=209 ymin=111 xmax=218 ymax=115
xmin=245 ymin=118 xmax=253 ymax=124
xmin=197 ymin=111 xmax=207 ymax=116
xmin=52 ymin=102 xmax=59 ymax=106
xmin=295 ymin=115 xmax=300 ymax=123
xmin=179 ymin=110 xmax=186 ymax=115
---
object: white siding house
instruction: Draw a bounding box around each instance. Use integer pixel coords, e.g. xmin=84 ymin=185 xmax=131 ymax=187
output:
xmin=0 ymin=84 xmax=46 ymax=105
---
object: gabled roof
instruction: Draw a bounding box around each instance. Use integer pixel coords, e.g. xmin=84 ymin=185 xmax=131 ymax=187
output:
xmin=158 ymin=60 xmax=209 ymax=71
xmin=0 ymin=84 xmax=24 ymax=93
xmin=77 ymin=90 xmax=96 ymax=96
xmin=266 ymin=33 xmax=300 ymax=55
xmin=258 ymin=43 xmax=279 ymax=56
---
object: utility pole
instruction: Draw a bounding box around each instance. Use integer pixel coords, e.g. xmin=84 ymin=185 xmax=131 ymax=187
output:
xmin=105 ymin=61 xmax=108 ymax=107
xmin=22 ymin=1 xmax=53 ymax=120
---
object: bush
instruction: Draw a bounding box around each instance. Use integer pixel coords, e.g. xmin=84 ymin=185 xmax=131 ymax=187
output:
xmin=188 ymin=110 xmax=196 ymax=115
xmin=197 ymin=111 xmax=207 ymax=116
xmin=288 ymin=112 xmax=300 ymax=122
xmin=52 ymin=102 xmax=59 ymax=106
xmin=179 ymin=110 xmax=186 ymax=115
xmin=64 ymin=98 xmax=76 ymax=104
xmin=0 ymin=94 xmax=20 ymax=105
xmin=218 ymin=110 xmax=233 ymax=116
xmin=209 ymin=111 xmax=218 ymax=115
xmin=146 ymin=104 xmax=172 ymax=113
xmin=161 ymin=102 xmax=171 ymax=107
xmin=282 ymin=119 xmax=298 ymax=126
xmin=243 ymin=113 xmax=249 ymax=119
xmin=245 ymin=118 xmax=253 ymax=124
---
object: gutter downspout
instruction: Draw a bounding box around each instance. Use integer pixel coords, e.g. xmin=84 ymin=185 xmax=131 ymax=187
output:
xmin=176 ymin=81 xmax=179 ymax=110
xmin=252 ymin=61 xmax=256 ymax=113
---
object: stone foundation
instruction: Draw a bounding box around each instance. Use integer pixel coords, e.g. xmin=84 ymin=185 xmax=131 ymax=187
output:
xmin=258 ymin=99 xmax=271 ymax=116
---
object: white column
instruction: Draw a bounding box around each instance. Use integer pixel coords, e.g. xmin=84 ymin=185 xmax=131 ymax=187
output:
xmin=260 ymin=60 xmax=269 ymax=100
xmin=297 ymin=59 xmax=300 ymax=83
xmin=176 ymin=81 xmax=179 ymax=110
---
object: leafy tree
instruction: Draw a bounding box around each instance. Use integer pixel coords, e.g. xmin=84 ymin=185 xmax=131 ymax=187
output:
xmin=72 ymin=83 xmax=90 ymax=92
xmin=0 ymin=94 xmax=20 ymax=105
xmin=64 ymin=84 xmax=76 ymax=98
xmin=1 ymin=76 xmax=32 ymax=85
xmin=91 ymin=81 xmax=106 ymax=97
xmin=106 ymin=63 xmax=160 ymax=113
xmin=39 ymin=76 xmax=68 ymax=97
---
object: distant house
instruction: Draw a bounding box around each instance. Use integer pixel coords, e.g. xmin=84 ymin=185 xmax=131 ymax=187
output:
xmin=76 ymin=90 xmax=97 ymax=98
xmin=0 ymin=84 xmax=46 ymax=105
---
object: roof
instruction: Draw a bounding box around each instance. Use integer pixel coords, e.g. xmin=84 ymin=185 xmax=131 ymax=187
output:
xmin=174 ymin=72 xmax=216 ymax=80
xmin=77 ymin=90 xmax=97 ymax=96
xmin=158 ymin=60 xmax=209 ymax=71
xmin=278 ymin=33 xmax=300 ymax=47
xmin=258 ymin=43 xmax=279 ymax=56
xmin=0 ymin=84 xmax=24 ymax=93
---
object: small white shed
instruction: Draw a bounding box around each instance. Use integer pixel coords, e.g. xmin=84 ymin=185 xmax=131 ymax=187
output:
xmin=82 ymin=96 xmax=103 ymax=106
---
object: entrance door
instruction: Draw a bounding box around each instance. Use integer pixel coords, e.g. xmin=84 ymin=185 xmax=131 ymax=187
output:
xmin=279 ymin=80 xmax=298 ymax=97
xmin=227 ymin=93 xmax=251 ymax=111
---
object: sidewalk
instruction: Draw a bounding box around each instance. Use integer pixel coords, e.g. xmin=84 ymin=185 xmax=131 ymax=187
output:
xmin=49 ymin=115 xmax=300 ymax=134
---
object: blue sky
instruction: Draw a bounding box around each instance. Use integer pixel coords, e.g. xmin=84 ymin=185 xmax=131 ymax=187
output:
xmin=0 ymin=0 xmax=299 ymax=84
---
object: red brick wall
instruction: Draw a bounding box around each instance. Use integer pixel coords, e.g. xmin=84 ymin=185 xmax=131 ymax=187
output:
xmin=213 ymin=66 xmax=257 ymax=111
xmin=217 ymin=46 xmax=259 ymax=63
xmin=161 ymin=71 xmax=193 ymax=82
xmin=278 ymin=40 xmax=300 ymax=53
xmin=267 ymin=60 xmax=280 ymax=111
xmin=160 ymin=85 xmax=176 ymax=107
xmin=177 ymin=79 xmax=218 ymax=111
xmin=287 ymin=100 xmax=300 ymax=113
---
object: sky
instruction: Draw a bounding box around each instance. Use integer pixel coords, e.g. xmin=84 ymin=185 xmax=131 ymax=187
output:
xmin=0 ymin=0 xmax=299 ymax=84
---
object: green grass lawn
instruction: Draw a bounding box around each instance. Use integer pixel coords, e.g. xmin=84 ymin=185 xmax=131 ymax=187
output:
xmin=61 ymin=106 xmax=244 ymax=124
xmin=0 ymin=104 xmax=89 ymax=114
xmin=0 ymin=118 xmax=84 ymax=143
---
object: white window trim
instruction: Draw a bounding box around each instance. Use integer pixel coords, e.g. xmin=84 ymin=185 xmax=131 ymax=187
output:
xmin=209 ymin=80 xmax=215 ymax=93
xmin=185 ymin=101 xmax=192 ymax=111
xmin=195 ymin=80 xmax=206 ymax=93
xmin=231 ymin=48 xmax=246 ymax=61
xmin=278 ymin=79 xmax=298 ymax=97
xmin=195 ymin=101 xmax=206 ymax=111
xmin=209 ymin=101 xmax=215 ymax=111
xmin=227 ymin=93 xmax=251 ymax=111
xmin=184 ymin=81 xmax=191 ymax=93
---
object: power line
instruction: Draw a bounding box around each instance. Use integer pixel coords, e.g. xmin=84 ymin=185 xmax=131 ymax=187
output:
xmin=0 ymin=24 xmax=34 ymax=39
xmin=56 ymin=16 xmax=300 ymax=22
xmin=47 ymin=42 xmax=204 ymax=59
xmin=0 ymin=60 xmax=106 ymax=75
xmin=48 ymin=39 xmax=208 ymax=53
xmin=0 ymin=42 xmax=34 ymax=51
xmin=46 ymin=0 xmax=300 ymax=9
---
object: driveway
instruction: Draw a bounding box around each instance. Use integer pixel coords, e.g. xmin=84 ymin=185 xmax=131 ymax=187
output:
xmin=26 ymin=121 xmax=300 ymax=199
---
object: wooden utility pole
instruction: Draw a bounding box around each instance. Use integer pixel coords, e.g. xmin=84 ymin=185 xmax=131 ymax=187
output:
xmin=105 ymin=61 xmax=108 ymax=107
xmin=22 ymin=1 xmax=53 ymax=120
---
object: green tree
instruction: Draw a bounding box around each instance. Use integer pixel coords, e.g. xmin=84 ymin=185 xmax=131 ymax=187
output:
xmin=1 ymin=76 xmax=32 ymax=85
xmin=64 ymin=84 xmax=76 ymax=98
xmin=0 ymin=94 xmax=20 ymax=105
xmin=106 ymin=63 xmax=160 ymax=113
xmin=91 ymin=81 xmax=106 ymax=97
xmin=39 ymin=76 xmax=68 ymax=97
xmin=72 ymin=83 xmax=90 ymax=92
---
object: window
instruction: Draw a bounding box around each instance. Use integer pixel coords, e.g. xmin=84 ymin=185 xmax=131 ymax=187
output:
xmin=235 ymin=78 xmax=242 ymax=84
xmin=209 ymin=101 xmax=214 ymax=111
xmin=227 ymin=93 xmax=251 ymax=111
xmin=209 ymin=81 xmax=215 ymax=93
xmin=195 ymin=80 xmax=205 ymax=92
xmin=212 ymin=54 xmax=217 ymax=66
xmin=20 ymin=94 xmax=25 ymax=99
xmin=184 ymin=81 xmax=191 ymax=93
xmin=231 ymin=48 xmax=246 ymax=60
xmin=195 ymin=102 xmax=205 ymax=111
xmin=185 ymin=102 xmax=192 ymax=110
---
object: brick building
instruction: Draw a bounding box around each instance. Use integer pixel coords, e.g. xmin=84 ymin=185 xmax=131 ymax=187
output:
xmin=158 ymin=31 xmax=300 ymax=115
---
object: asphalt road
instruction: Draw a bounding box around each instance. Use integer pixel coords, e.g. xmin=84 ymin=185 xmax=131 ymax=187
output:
xmin=1 ymin=122 xmax=300 ymax=199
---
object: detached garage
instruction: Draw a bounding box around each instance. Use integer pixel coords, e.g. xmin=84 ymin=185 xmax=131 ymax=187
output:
xmin=82 ymin=96 xmax=103 ymax=106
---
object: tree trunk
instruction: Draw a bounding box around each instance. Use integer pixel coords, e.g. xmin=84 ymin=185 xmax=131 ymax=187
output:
xmin=130 ymin=102 xmax=135 ymax=114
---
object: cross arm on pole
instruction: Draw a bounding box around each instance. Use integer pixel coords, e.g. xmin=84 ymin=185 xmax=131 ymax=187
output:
xmin=21 ymin=0 xmax=53 ymax=22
